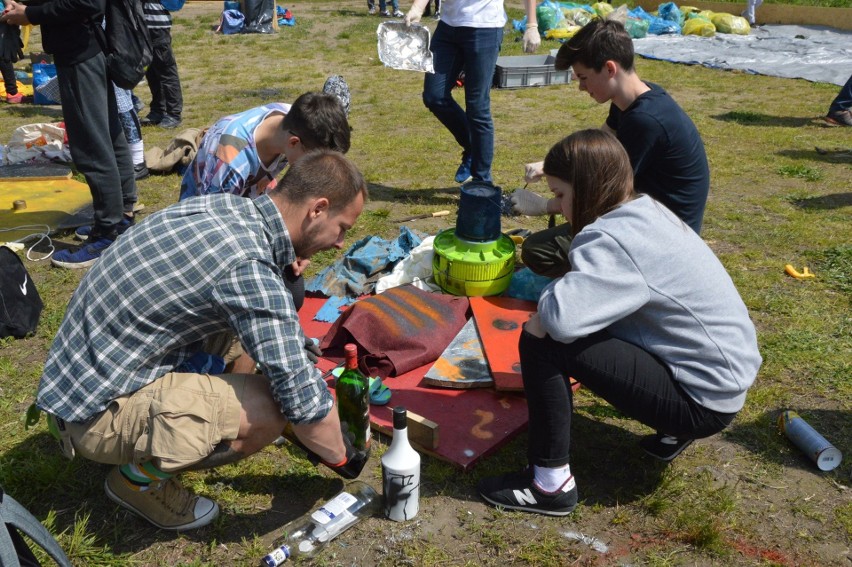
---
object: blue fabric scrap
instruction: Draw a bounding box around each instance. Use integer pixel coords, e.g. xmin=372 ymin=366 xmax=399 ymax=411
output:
xmin=503 ymin=267 xmax=554 ymax=302
xmin=315 ymin=295 xmax=357 ymax=323
xmin=306 ymin=226 xmax=422 ymax=298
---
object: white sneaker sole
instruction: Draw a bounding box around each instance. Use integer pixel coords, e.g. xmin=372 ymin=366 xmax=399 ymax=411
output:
xmin=104 ymin=478 xmax=220 ymax=531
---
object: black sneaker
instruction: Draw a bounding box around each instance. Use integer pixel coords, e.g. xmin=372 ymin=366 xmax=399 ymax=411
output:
xmin=478 ymin=468 xmax=578 ymax=517
xmin=639 ymin=433 xmax=693 ymax=461
xmin=158 ymin=115 xmax=182 ymax=129
xmin=140 ymin=112 xmax=163 ymax=126
xmin=134 ymin=162 xmax=149 ymax=180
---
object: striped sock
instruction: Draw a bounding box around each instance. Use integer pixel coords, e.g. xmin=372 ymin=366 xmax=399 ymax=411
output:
xmin=118 ymin=462 xmax=172 ymax=492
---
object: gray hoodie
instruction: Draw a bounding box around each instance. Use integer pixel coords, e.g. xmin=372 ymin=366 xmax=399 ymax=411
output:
xmin=538 ymin=195 xmax=761 ymax=413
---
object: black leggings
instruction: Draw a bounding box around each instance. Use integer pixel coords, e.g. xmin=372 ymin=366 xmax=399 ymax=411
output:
xmin=520 ymin=329 xmax=736 ymax=467
xmin=0 ymin=59 xmax=17 ymax=95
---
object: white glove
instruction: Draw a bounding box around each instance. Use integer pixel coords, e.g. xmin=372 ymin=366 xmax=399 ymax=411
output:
xmin=523 ymin=24 xmax=540 ymax=53
xmin=405 ymin=2 xmax=423 ymax=26
xmin=524 ymin=161 xmax=545 ymax=183
xmin=510 ymin=188 xmax=549 ymax=217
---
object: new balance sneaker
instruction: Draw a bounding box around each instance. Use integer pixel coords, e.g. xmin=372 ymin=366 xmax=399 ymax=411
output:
xmin=393 ymin=9 xmax=404 ymax=17
xmin=639 ymin=433 xmax=694 ymax=461
xmin=478 ymin=468 xmax=578 ymax=517
xmin=825 ymin=110 xmax=852 ymax=127
xmin=380 ymin=9 xmax=391 ymax=16
xmin=454 ymin=153 xmax=473 ymax=184
xmin=75 ymin=215 xmax=135 ymax=242
xmin=50 ymin=237 xmax=115 ymax=269
xmin=105 ymin=467 xmax=219 ymax=531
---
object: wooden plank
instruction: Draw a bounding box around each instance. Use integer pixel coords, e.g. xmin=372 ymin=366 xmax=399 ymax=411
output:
xmin=469 ymin=296 xmax=536 ymax=392
xmin=376 ymin=407 xmax=439 ymax=450
xmin=422 ymin=318 xmax=493 ymax=389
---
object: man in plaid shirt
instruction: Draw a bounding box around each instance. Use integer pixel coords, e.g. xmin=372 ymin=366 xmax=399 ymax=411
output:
xmin=37 ymin=150 xmax=367 ymax=531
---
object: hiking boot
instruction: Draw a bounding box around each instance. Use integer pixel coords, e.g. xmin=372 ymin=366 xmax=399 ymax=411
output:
xmin=140 ymin=113 xmax=163 ymax=126
xmin=825 ymin=110 xmax=852 ymax=127
xmin=478 ymin=468 xmax=578 ymax=517
xmin=134 ymin=162 xmax=150 ymax=180
xmin=51 ymin=236 xmax=115 ymax=269
xmin=6 ymin=92 xmax=23 ymax=104
xmin=105 ymin=467 xmax=219 ymax=531
xmin=158 ymin=115 xmax=182 ymax=129
xmin=75 ymin=215 xmax=135 ymax=242
xmin=454 ymin=153 xmax=473 ymax=184
xmin=393 ymin=9 xmax=404 ymax=17
xmin=639 ymin=433 xmax=694 ymax=461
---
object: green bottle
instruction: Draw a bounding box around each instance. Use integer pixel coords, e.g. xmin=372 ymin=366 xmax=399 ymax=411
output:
xmin=336 ymin=343 xmax=371 ymax=451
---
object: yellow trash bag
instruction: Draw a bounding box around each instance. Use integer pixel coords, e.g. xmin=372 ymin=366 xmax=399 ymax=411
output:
xmin=592 ymin=2 xmax=613 ymax=19
xmin=683 ymin=16 xmax=716 ymax=37
xmin=711 ymin=12 xmax=751 ymax=34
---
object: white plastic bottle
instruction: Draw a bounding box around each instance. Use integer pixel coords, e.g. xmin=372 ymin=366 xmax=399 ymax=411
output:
xmin=381 ymin=406 xmax=421 ymax=521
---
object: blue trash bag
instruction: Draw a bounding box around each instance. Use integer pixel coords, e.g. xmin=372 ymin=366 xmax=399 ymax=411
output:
xmin=221 ymin=9 xmax=244 ymax=34
xmin=648 ymin=17 xmax=681 ymax=35
xmin=658 ymin=2 xmax=683 ymax=25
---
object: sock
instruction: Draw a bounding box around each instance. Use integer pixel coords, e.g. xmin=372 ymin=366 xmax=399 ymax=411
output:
xmin=533 ymin=464 xmax=572 ymax=493
xmin=130 ymin=141 xmax=145 ymax=166
xmin=119 ymin=462 xmax=172 ymax=492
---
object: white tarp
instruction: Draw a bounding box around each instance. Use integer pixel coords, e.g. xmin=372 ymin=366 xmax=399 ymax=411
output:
xmin=633 ymin=25 xmax=852 ymax=86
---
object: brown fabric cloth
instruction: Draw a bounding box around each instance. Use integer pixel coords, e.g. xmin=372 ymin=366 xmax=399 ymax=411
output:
xmin=144 ymin=127 xmax=204 ymax=173
xmin=320 ymin=285 xmax=470 ymax=379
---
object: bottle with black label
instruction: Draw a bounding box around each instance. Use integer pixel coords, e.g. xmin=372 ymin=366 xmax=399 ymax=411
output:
xmin=261 ymin=481 xmax=380 ymax=566
xmin=381 ymin=406 xmax=421 ymax=521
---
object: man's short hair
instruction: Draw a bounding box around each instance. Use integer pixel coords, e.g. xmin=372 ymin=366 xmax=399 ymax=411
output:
xmin=555 ymin=19 xmax=634 ymax=73
xmin=272 ymin=150 xmax=367 ymax=213
xmin=282 ymin=92 xmax=351 ymax=154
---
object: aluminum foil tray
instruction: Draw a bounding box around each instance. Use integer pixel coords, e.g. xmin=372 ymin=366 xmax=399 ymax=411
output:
xmin=377 ymin=21 xmax=434 ymax=73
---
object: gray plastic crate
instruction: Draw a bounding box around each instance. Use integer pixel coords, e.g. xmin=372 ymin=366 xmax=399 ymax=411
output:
xmin=493 ymin=55 xmax=572 ymax=88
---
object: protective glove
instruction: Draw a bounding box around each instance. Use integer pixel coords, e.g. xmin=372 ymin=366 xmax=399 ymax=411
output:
xmin=510 ymin=188 xmax=550 ymax=217
xmin=304 ymin=337 xmax=322 ymax=364
xmin=322 ymin=424 xmax=370 ymax=479
xmin=524 ymin=160 xmax=545 ymax=183
xmin=0 ymin=21 xmax=24 ymax=63
xmin=522 ymin=23 xmax=540 ymax=54
xmin=404 ymin=0 xmax=428 ymax=26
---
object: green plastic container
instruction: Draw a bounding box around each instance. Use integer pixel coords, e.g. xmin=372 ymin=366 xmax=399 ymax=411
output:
xmin=432 ymin=230 xmax=515 ymax=297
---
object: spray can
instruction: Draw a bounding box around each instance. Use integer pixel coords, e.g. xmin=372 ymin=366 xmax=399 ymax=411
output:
xmin=777 ymin=410 xmax=842 ymax=471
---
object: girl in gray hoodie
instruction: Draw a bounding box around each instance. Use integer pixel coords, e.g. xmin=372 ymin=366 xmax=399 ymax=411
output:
xmin=478 ymin=130 xmax=762 ymax=517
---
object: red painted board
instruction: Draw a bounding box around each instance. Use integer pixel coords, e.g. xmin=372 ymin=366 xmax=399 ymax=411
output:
xmin=299 ymin=296 xmax=529 ymax=470
xmin=469 ymin=296 xmax=581 ymax=393
xmin=469 ymin=296 xmax=536 ymax=392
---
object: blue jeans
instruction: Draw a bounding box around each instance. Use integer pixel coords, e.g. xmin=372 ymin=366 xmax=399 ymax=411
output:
xmin=828 ymin=73 xmax=852 ymax=115
xmin=423 ymin=21 xmax=503 ymax=183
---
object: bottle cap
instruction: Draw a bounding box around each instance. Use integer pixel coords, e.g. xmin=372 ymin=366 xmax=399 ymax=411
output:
xmin=392 ymin=406 xmax=407 ymax=429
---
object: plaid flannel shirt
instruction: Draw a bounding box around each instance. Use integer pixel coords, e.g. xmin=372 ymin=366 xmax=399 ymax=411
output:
xmin=38 ymin=194 xmax=332 ymax=424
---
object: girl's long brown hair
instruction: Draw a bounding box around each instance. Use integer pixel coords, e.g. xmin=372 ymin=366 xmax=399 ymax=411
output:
xmin=543 ymin=130 xmax=635 ymax=236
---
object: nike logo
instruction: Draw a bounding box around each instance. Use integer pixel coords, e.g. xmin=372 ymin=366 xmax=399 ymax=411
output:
xmin=20 ymin=274 xmax=27 ymax=296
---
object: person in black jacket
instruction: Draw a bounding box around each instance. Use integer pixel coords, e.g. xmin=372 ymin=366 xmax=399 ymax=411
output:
xmin=1 ymin=0 xmax=138 ymax=269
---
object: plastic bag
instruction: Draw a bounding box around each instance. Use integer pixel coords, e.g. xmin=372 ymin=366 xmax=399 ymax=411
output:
xmin=624 ymin=16 xmax=650 ymax=38
xmin=591 ymin=2 xmax=613 ymax=19
xmin=32 ymin=63 xmax=58 ymax=105
xmin=5 ymin=122 xmax=71 ymax=164
xmin=648 ymin=16 xmax=681 ymax=35
xmin=536 ymin=0 xmax=565 ymax=33
xmin=544 ymin=25 xmax=582 ymax=39
xmin=562 ymin=7 xmax=593 ymax=27
xmin=658 ymin=2 xmax=683 ymax=25
xmin=682 ymin=17 xmax=715 ymax=36
xmin=242 ymin=0 xmax=274 ymax=33
xmin=711 ymin=12 xmax=750 ymax=34
xmin=219 ymin=9 xmax=244 ymax=34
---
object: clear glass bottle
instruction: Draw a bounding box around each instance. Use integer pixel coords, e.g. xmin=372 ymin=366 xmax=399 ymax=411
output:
xmin=381 ymin=406 xmax=421 ymax=521
xmin=336 ymin=343 xmax=371 ymax=451
xmin=261 ymin=481 xmax=380 ymax=566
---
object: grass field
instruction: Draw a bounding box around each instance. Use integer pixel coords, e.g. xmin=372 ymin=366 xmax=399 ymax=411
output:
xmin=1 ymin=1 xmax=850 ymax=565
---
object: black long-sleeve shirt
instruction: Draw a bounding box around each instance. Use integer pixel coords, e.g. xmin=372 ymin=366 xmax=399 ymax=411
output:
xmin=25 ymin=0 xmax=105 ymax=65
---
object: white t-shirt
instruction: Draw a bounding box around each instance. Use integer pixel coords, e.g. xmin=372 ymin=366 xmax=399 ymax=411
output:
xmin=440 ymin=0 xmax=508 ymax=28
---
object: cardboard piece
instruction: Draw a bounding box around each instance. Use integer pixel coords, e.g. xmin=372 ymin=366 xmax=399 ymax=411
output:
xmin=300 ymin=297 xmax=528 ymax=470
xmin=423 ymin=318 xmax=493 ymax=389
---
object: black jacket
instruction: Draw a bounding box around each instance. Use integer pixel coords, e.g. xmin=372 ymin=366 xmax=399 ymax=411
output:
xmin=25 ymin=0 xmax=105 ymax=65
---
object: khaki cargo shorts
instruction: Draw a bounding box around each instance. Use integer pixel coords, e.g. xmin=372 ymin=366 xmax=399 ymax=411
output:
xmin=65 ymin=372 xmax=246 ymax=473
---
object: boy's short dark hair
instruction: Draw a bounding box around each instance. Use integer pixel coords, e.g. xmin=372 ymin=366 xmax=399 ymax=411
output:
xmin=282 ymin=92 xmax=351 ymax=154
xmin=273 ymin=150 xmax=367 ymax=214
xmin=555 ymin=20 xmax=635 ymax=73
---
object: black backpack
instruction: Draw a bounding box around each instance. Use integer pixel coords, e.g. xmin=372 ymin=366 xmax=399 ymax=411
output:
xmin=0 ymin=487 xmax=71 ymax=567
xmin=0 ymin=247 xmax=43 ymax=340
xmin=93 ymin=0 xmax=153 ymax=90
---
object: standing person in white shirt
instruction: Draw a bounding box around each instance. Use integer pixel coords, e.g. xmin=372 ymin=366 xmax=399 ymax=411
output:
xmin=406 ymin=0 xmax=540 ymax=184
